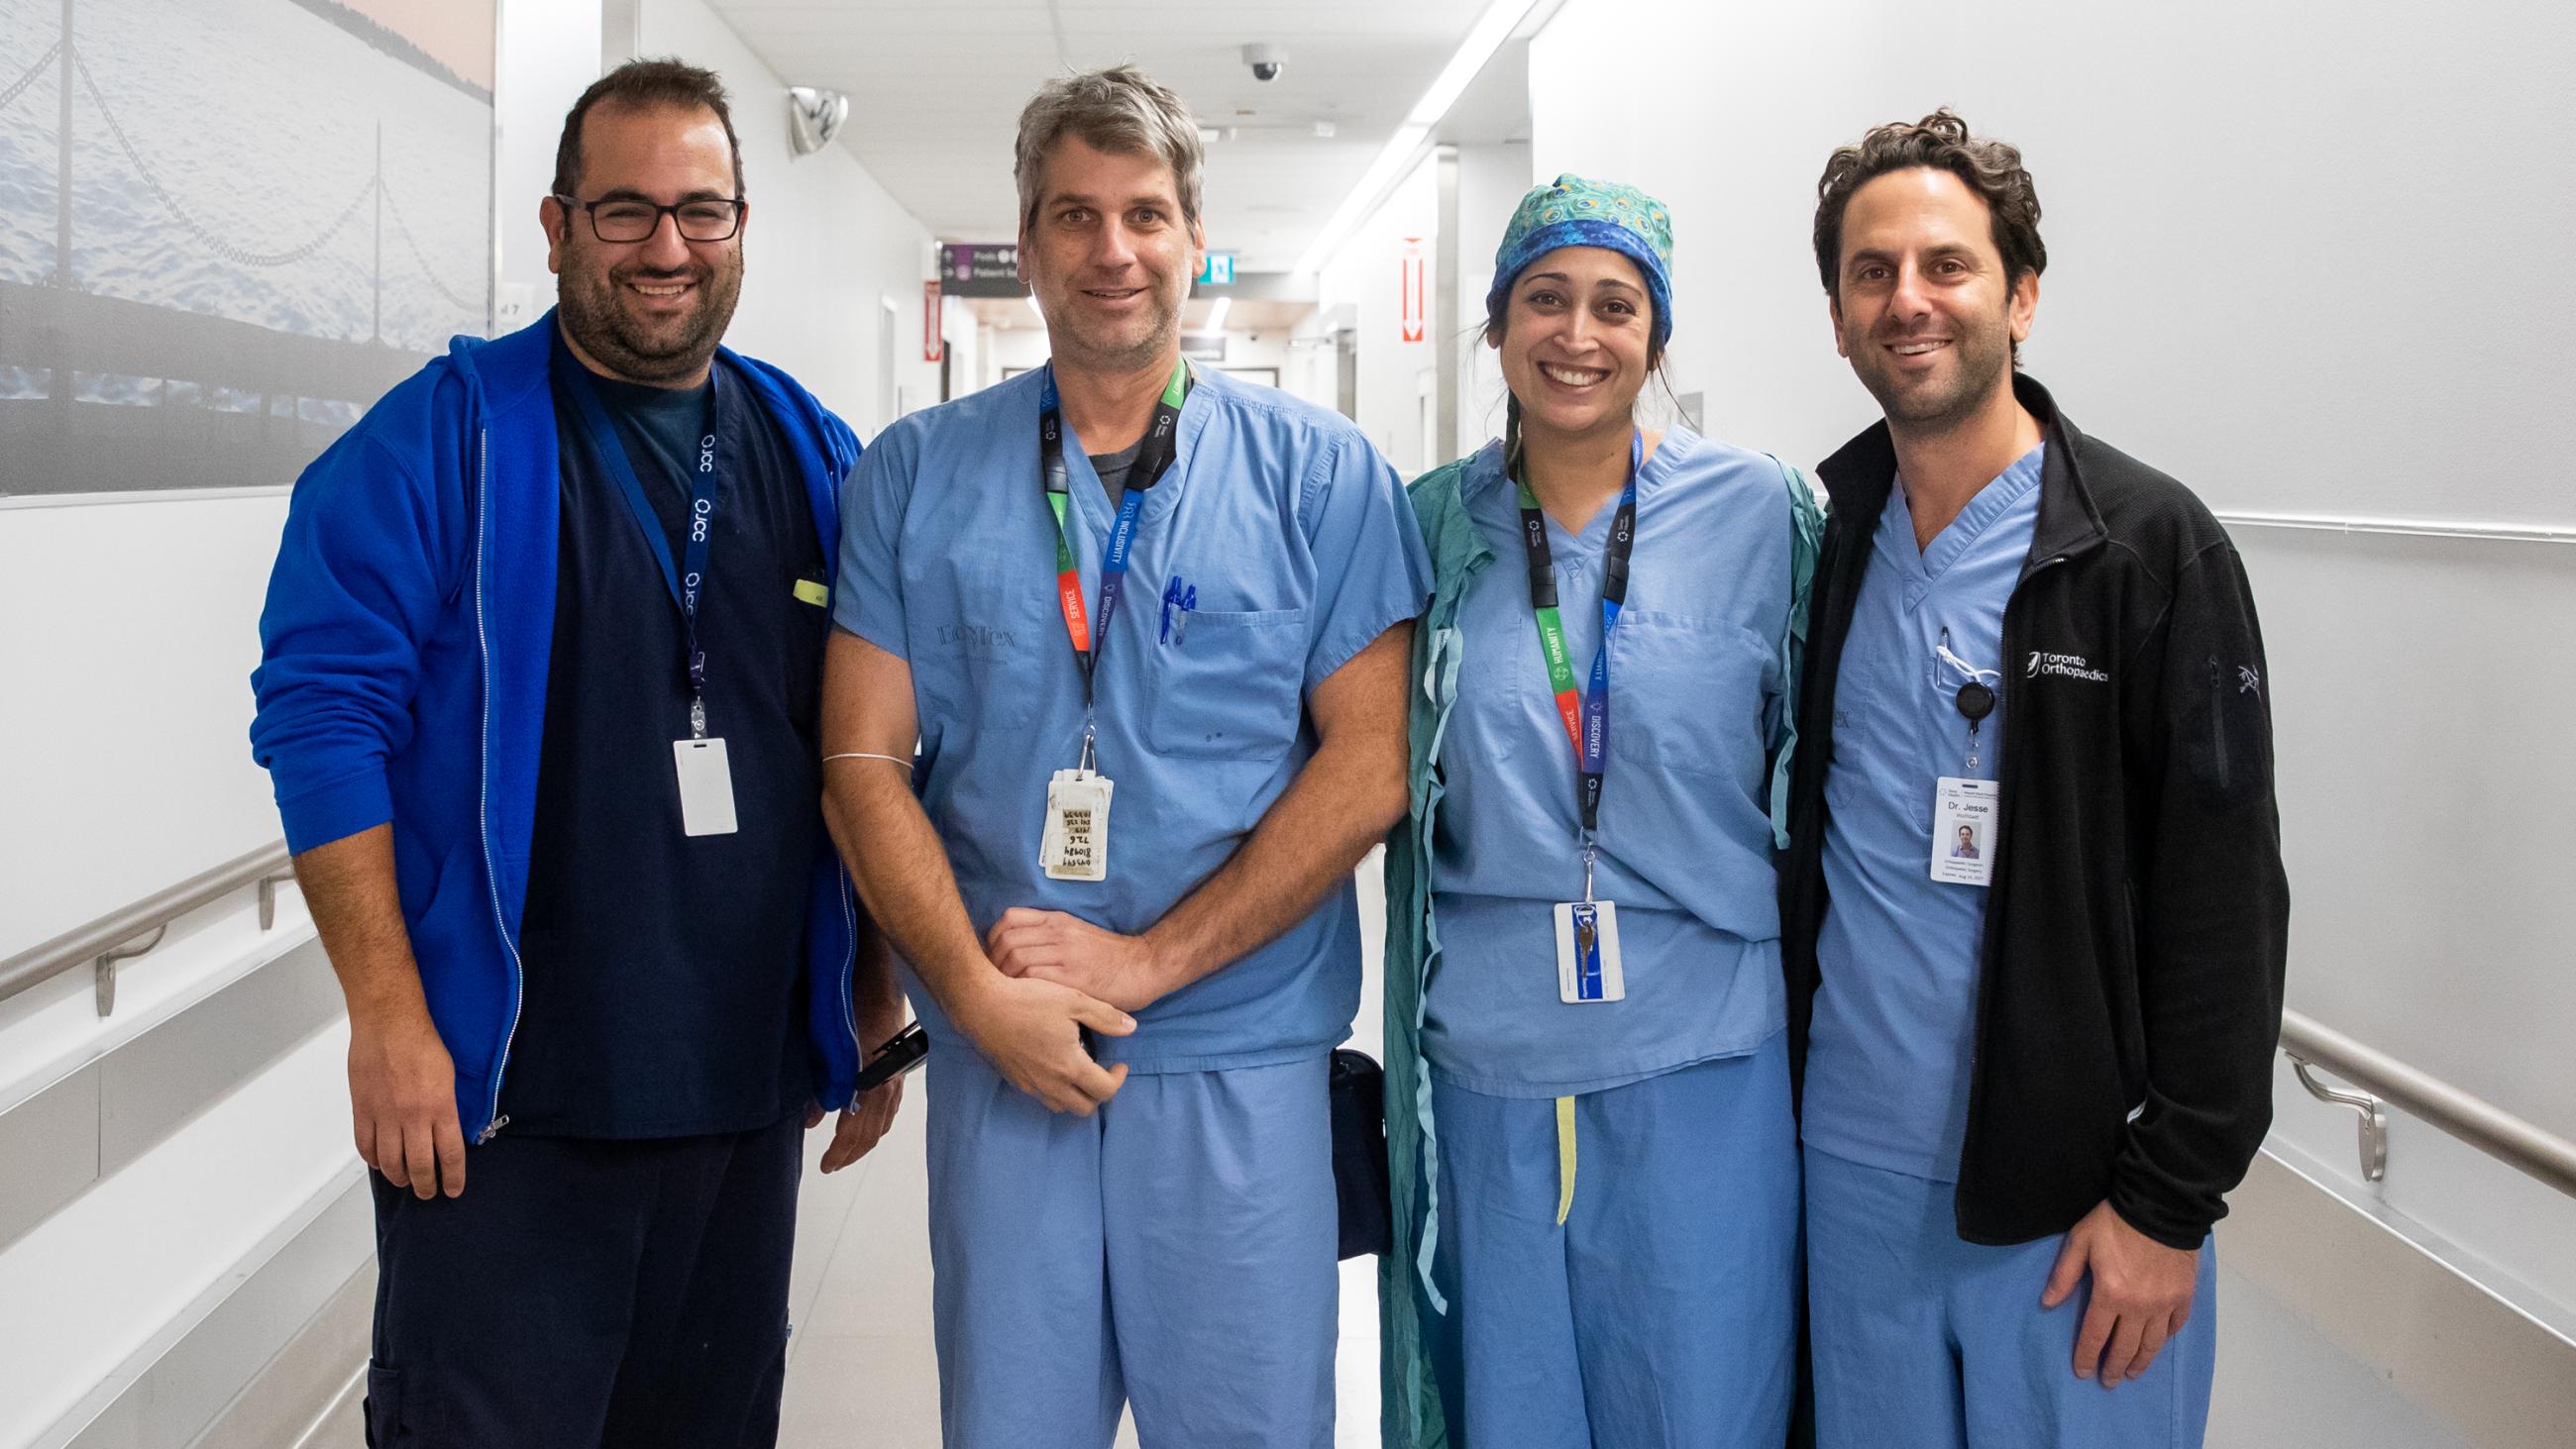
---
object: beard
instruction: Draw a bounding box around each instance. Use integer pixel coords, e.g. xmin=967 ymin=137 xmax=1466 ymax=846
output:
xmin=557 ymin=239 xmax=743 ymax=384
xmin=1847 ymin=306 xmax=2015 ymax=433
xmin=1036 ymin=274 xmax=1187 ymax=375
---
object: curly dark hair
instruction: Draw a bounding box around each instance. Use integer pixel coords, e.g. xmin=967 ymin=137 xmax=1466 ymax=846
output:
xmin=552 ymin=58 xmax=745 ymax=204
xmin=1812 ymin=108 xmax=2043 ymax=301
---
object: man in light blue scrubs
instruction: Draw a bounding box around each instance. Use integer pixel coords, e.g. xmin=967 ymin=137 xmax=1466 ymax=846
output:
xmin=817 ymin=66 xmax=1430 ymax=1449
xmin=1779 ymin=112 xmax=2288 ymax=1447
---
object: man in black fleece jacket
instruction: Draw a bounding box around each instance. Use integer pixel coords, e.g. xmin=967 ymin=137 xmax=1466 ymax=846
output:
xmin=1780 ymin=110 xmax=2288 ymax=1448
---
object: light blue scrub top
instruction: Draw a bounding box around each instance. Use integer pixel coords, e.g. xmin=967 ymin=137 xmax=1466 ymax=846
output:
xmin=836 ymin=365 xmax=1433 ymax=1073
xmin=1804 ymin=444 xmax=2044 ymax=1181
xmin=1424 ymin=432 xmax=1790 ymax=1098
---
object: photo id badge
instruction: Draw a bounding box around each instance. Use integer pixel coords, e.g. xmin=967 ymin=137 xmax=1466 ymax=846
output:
xmin=673 ymin=738 xmax=739 ymax=837
xmin=1553 ymin=899 xmax=1626 ymax=1003
xmin=1930 ymin=776 xmax=1999 ymax=886
xmin=1039 ymin=769 xmax=1114 ymax=881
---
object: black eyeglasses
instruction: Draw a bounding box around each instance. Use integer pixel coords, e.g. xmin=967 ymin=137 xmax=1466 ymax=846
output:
xmin=553 ymin=194 xmax=744 ymax=244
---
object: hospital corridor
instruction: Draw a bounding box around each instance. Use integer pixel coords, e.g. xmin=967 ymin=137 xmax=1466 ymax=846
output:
xmin=2 ymin=2 xmax=2572 ymax=1447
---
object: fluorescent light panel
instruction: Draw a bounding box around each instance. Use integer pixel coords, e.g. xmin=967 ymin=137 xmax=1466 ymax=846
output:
xmin=1407 ymin=0 xmax=1538 ymax=126
xmin=1295 ymin=124 xmax=1430 ymax=275
xmin=1294 ymin=0 xmax=1543 ymax=275
xmin=1205 ymin=296 xmax=1233 ymax=333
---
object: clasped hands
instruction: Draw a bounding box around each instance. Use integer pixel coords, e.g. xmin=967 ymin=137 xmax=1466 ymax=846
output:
xmin=949 ymin=906 xmax=1175 ymax=1115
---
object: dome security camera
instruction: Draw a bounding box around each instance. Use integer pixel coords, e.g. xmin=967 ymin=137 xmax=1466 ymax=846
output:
xmin=1242 ymin=43 xmax=1286 ymax=82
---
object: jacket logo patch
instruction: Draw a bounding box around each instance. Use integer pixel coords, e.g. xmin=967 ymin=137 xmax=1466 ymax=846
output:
xmin=2025 ymin=650 xmax=2109 ymax=683
xmin=2238 ymin=666 xmax=2262 ymax=696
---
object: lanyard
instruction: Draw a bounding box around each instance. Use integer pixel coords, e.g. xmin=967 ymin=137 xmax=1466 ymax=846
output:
xmin=1040 ymin=358 xmax=1191 ymax=761
xmin=1516 ymin=431 xmax=1644 ymax=880
xmin=562 ymin=364 xmax=724 ymax=738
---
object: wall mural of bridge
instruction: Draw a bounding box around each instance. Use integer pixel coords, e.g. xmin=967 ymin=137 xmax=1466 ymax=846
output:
xmin=0 ymin=0 xmax=495 ymax=497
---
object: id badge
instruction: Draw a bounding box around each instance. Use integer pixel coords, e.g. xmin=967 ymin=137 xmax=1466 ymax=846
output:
xmin=673 ymin=738 xmax=739 ymax=837
xmin=1553 ymin=899 xmax=1625 ymax=1003
xmin=1040 ymin=769 xmax=1114 ymax=881
xmin=1930 ymin=776 xmax=1998 ymax=886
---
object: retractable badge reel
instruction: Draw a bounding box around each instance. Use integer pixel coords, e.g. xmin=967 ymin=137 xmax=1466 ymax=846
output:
xmin=1931 ymin=629 xmax=1998 ymax=886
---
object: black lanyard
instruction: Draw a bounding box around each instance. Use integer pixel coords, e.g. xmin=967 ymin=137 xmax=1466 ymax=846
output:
xmin=562 ymin=364 xmax=723 ymax=738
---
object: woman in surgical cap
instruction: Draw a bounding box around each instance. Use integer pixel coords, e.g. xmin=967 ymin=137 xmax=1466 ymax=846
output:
xmin=1378 ymin=174 xmax=1820 ymax=1447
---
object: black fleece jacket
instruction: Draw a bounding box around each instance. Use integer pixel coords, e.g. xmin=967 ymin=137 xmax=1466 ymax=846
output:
xmin=1779 ymin=374 xmax=2290 ymax=1251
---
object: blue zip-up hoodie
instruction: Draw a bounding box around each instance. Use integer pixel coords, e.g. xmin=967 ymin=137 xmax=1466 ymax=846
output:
xmin=250 ymin=312 xmax=865 ymax=1140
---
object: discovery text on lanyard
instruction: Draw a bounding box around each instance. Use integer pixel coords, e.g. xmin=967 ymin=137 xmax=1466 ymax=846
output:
xmin=563 ymin=364 xmax=726 ymax=739
xmin=1516 ymin=431 xmax=1644 ymax=898
xmin=1041 ymin=357 xmax=1192 ymax=769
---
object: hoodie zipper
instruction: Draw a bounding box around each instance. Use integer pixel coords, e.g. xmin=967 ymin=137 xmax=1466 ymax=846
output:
xmin=472 ymin=422 xmax=525 ymax=1143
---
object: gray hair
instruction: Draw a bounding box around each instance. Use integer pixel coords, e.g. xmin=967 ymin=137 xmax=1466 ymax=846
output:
xmin=1013 ymin=65 xmax=1205 ymax=232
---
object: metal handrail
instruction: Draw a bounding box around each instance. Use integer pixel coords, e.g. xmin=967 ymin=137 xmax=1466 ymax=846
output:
xmin=0 ymin=841 xmax=295 ymax=1013
xmin=2215 ymin=508 xmax=2576 ymax=546
xmin=2282 ymin=1007 xmax=2576 ymax=1199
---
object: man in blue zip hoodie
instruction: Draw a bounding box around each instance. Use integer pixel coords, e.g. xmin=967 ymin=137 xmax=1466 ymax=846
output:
xmin=251 ymin=60 xmax=897 ymax=1448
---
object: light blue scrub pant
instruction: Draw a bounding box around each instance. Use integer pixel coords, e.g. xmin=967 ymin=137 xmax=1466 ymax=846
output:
xmin=1428 ymin=1031 xmax=1800 ymax=1448
xmin=921 ymin=1041 xmax=1337 ymax=1449
xmin=1804 ymin=1146 xmax=2218 ymax=1448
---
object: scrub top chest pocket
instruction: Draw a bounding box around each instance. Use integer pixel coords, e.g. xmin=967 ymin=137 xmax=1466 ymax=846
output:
xmin=1147 ymin=604 xmax=1309 ymax=760
xmin=1610 ymin=611 xmax=1778 ymax=783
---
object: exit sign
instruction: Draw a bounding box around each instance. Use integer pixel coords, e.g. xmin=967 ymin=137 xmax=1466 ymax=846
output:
xmin=1197 ymin=254 xmax=1236 ymax=285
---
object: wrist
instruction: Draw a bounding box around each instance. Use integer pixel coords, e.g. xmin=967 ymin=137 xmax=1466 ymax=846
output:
xmin=345 ymin=988 xmax=434 ymax=1038
xmin=1133 ymin=928 xmax=1192 ymax=998
xmin=944 ymin=964 xmax=1010 ymax=1036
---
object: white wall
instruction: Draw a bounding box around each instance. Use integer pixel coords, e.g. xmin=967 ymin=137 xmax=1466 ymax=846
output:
xmin=1309 ymin=154 xmax=1444 ymax=475
xmin=1296 ymin=139 xmax=1533 ymax=474
xmin=936 ymin=295 xmax=981 ymax=403
xmin=492 ymin=0 xmax=606 ymax=331
xmin=636 ymin=0 xmax=940 ymax=437
xmin=1449 ymin=141 xmax=1531 ymax=461
xmin=1520 ymin=0 xmax=2576 ymax=1431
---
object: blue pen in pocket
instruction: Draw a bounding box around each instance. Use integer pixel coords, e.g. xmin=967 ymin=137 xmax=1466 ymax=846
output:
xmin=1160 ymin=575 xmax=1198 ymax=645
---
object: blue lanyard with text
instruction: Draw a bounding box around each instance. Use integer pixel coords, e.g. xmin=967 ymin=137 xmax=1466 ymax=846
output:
xmin=562 ymin=364 xmax=724 ymax=738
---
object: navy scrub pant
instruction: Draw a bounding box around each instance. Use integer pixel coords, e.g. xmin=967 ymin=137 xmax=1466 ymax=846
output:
xmin=362 ymin=1110 xmax=804 ymax=1448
